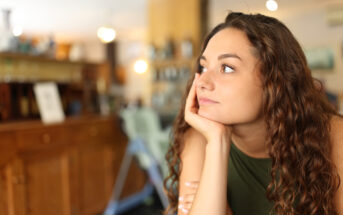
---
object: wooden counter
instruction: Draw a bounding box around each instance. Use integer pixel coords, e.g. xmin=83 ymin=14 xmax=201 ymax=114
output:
xmin=0 ymin=116 xmax=146 ymax=215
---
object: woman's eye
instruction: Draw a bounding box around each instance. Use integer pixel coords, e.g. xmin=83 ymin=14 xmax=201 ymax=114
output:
xmin=199 ymin=66 xmax=207 ymax=74
xmin=222 ymin=65 xmax=234 ymax=74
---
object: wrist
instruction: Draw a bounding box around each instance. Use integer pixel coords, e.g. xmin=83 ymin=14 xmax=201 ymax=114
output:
xmin=206 ymin=135 xmax=231 ymax=154
xmin=207 ymin=129 xmax=231 ymax=145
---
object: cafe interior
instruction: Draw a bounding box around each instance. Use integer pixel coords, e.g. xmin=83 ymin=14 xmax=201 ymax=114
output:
xmin=0 ymin=0 xmax=343 ymax=214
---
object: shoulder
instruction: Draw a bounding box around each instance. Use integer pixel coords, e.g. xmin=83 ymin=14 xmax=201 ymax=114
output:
xmin=330 ymin=115 xmax=343 ymax=166
xmin=183 ymin=127 xmax=206 ymax=142
xmin=179 ymin=128 xmax=207 ymax=173
xmin=330 ymin=115 xmax=343 ymax=139
xmin=180 ymin=127 xmax=207 ymax=155
xmin=329 ymin=115 xmax=343 ymax=213
xmin=330 ymin=115 xmax=343 ymax=155
xmin=178 ymin=128 xmax=207 ymax=189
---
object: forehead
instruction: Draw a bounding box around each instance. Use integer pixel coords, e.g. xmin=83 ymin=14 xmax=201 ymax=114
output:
xmin=202 ymin=28 xmax=256 ymax=60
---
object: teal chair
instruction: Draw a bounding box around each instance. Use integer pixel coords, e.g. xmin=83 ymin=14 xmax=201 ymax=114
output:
xmin=104 ymin=106 xmax=171 ymax=215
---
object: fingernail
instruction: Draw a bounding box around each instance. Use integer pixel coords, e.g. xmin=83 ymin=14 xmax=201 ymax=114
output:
xmin=182 ymin=208 xmax=189 ymax=213
xmin=179 ymin=196 xmax=184 ymax=201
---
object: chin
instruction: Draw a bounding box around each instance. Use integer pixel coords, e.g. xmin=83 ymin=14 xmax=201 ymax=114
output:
xmin=198 ymin=108 xmax=227 ymax=124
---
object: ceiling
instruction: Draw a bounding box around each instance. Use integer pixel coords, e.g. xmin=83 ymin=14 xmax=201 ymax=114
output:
xmin=0 ymin=0 xmax=342 ymax=43
xmin=0 ymin=0 xmax=147 ymax=42
xmin=210 ymin=0 xmax=343 ymax=27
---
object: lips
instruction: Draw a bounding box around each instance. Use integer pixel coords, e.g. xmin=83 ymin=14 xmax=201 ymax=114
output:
xmin=198 ymin=96 xmax=219 ymax=105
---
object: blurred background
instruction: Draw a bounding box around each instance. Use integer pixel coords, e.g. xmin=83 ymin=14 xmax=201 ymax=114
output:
xmin=0 ymin=0 xmax=342 ymax=214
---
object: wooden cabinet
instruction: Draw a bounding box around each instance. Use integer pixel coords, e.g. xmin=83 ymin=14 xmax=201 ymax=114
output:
xmin=0 ymin=116 xmax=146 ymax=215
xmin=2 ymin=159 xmax=27 ymax=215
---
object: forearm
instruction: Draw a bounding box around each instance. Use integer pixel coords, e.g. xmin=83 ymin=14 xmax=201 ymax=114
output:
xmin=188 ymin=138 xmax=230 ymax=215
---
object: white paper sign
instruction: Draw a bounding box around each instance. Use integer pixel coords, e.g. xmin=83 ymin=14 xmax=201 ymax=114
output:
xmin=34 ymin=82 xmax=65 ymax=124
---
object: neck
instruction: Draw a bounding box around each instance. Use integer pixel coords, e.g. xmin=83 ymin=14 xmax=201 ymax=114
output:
xmin=230 ymin=117 xmax=269 ymax=159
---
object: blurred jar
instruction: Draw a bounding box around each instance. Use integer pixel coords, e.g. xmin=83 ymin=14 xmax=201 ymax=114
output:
xmin=0 ymin=9 xmax=16 ymax=52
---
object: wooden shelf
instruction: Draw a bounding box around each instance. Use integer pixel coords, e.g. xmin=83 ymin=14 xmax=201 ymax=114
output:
xmin=0 ymin=53 xmax=109 ymax=122
xmin=147 ymin=0 xmax=204 ymax=122
xmin=150 ymin=57 xmax=196 ymax=68
xmin=0 ymin=52 xmax=99 ymax=65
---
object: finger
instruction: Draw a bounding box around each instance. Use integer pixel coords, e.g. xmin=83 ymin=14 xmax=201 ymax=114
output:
xmin=183 ymin=193 xmax=196 ymax=203
xmin=181 ymin=207 xmax=189 ymax=214
xmin=185 ymin=180 xmax=199 ymax=184
xmin=185 ymin=73 xmax=199 ymax=113
xmin=178 ymin=201 xmax=193 ymax=214
xmin=185 ymin=181 xmax=199 ymax=185
xmin=185 ymin=181 xmax=199 ymax=189
xmin=181 ymin=202 xmax=192 ymax=210
xmin=178 ymin=204 xmax=189 ymax=214
xmin=181 ymin=202 xmax=193 ymax=213
xmin=185 ymin=74 xmax=207 ymax=129
xmin=179 ymin=193 xmax=196 ymax=202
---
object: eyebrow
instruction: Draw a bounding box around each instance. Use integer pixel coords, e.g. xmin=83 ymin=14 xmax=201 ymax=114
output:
xmin=200 ymin=53 xmax=242 ymax=61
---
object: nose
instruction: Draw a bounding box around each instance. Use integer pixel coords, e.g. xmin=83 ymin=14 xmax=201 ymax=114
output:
xmin=197 ymin=70 xmax=215 ymax=91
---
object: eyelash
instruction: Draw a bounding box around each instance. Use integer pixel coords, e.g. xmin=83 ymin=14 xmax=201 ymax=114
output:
xmin=198 ymin=64 xmax=235 ymax=74
xmin=221 ymin=64 xmax=234 ymax=73
xmin=198 ymin=65 xmax=206 ymax=74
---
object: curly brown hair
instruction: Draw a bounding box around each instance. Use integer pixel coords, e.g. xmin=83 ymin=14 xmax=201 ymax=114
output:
xmin=163 ymin=12 xmax=341 ymax=215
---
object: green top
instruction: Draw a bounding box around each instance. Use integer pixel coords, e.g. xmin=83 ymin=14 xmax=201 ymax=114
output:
xmin=227 ymin=142 xmax=273 ymax=215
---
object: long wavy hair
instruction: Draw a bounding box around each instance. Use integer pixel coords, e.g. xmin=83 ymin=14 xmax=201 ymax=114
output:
xmin=163 ymin=12 xmax=341 ymax=215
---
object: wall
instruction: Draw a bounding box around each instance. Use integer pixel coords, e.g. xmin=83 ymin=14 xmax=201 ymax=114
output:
xmin=283 ymin=8 xmax=343 ymax=94
xmin=116 ymin=39 xmax=151 ymax=105
xmin=209 ymin=1 xmax=343 ymax=112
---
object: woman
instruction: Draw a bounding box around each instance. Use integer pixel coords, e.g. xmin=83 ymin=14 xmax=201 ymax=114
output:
xmin=163 ymin=12 xmax=343 ymax=215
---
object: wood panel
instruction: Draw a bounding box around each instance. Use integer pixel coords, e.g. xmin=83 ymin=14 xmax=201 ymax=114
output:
xmin=0 ymin=167 xmax=9 ymax=215
xmin=78 ymin=143 xmax=108 ymax=215
xmin=5 ymin=159 xmax=27 ymax=215
xmin=0 ymin=132 xmax=16 ymax=167
xmin=16 ymin=126 xmax=69 ymax=153
xmin=148 ymin=0 xmax=201 ymax=54
xmin=0 ymin=116 xmax=147 ymax=215
xmin=24 ymin=152 xmax=71 ymax=215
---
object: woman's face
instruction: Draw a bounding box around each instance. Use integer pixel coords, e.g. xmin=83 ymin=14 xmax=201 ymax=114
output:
xmin=196 ymin=27 xmax=263 ymax=125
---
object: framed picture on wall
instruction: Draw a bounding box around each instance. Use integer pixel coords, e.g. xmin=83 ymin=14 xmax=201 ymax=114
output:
xmin=34 ymin=82 xmax=65 ymax=124
xmin=304 ymin=47 xmax=334 ymax=71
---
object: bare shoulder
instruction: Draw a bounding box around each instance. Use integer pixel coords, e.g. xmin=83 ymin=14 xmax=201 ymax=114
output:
xmin=330 ymin=115 xmax=343 ymax=152
xmin=331 ymin=114 xmax=343 ymax=136
xmin=330 ymin=115 xmax=343 ymax=165
xmin=181 ymin=128 xmax=207 ymax=152
xmin=330 ymin=115 xmax=343 ymax=214
xmin=180 ymin=127 xmax=207 ymax=168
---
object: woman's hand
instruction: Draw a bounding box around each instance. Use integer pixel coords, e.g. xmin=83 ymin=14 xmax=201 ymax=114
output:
xmin=184 ymin=73 xmax=232 ymax=143
xmin=178 ymin=181 xmax=199 ymax=214
xmin=178 ymin=181 xmax=234 ymax=215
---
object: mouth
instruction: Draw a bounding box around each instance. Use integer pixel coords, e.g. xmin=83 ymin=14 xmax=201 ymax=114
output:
xmin=198 ymin=97 xmax=219 ymax=105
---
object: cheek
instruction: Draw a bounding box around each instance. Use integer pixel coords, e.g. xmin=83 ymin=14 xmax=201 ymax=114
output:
xmin=234 ymin=93 xmax=263 ymax=122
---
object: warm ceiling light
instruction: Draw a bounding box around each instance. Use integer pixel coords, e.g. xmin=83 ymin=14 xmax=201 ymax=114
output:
xmin=266 ymin=0 xmax=278 ymax=11
xmin=97 ymin=27 xmax=116 ymax=43
xmin=134 ymin=59 xmax=148 ymax=74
